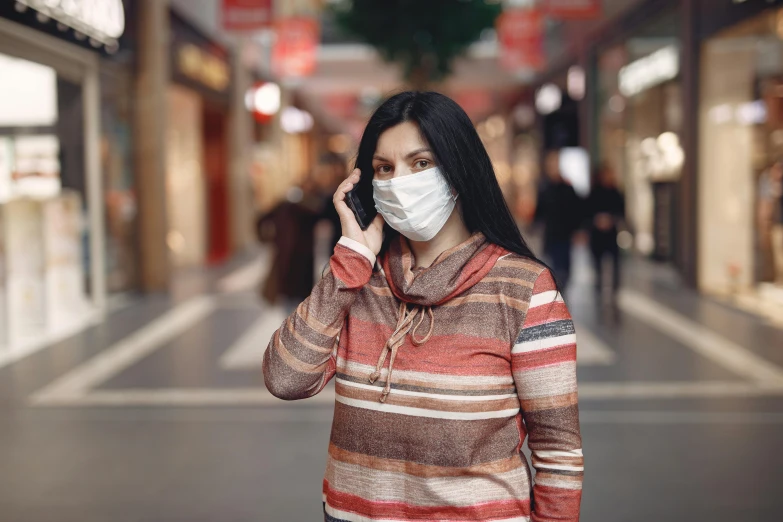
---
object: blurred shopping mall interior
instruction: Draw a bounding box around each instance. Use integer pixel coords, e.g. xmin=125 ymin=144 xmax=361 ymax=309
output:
xmin=0 ymin=0 xmax=782 ymax=521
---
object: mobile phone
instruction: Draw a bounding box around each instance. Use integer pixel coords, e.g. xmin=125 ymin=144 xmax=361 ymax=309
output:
xmin=346 ymin=176 xmax=377 ymax=230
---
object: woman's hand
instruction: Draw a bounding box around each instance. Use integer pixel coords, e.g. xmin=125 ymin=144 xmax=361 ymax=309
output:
xmin=333 ymin=169 xmax=385 ymax=255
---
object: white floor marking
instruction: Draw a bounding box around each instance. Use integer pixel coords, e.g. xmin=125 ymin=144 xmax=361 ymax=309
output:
xmin=618 ymin=289 xmax=783 ymax=385
xmin=573 ymin=322 xmax=615 ymax=365
xmin=30 ymin=297 xmax=216 ymax=403
xmin=30 ymin=380 xmax=783 ymax=407
xmin=27 ymin=279 xmax=783 ymax=407
xmin=219 ymin=307 xmax=288 ymax=370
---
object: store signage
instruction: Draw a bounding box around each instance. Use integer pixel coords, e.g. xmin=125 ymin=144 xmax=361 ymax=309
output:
xmin=496 ymin=8 xmax=545 ymax=72
xmin=272 ymin=17 xmax=320 ymax=79
xmin=177 ymin=44 xmax=231 ymax=93
xmin=541 ymin=0 xmax=601 ymax=19
xmin=618 ymin=45 xmax=679 ymax=97
xmin=15 ymin=0 xmax=125 ymax=47
xmin=221 ymin=0 xmax=273 ymax=32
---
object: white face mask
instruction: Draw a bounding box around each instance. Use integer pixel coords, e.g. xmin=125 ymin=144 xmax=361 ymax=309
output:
xmin=372 ymin=166 xmax=458 ymax=242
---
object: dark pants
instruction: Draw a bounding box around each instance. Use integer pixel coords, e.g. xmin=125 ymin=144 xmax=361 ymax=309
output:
xmin=591 ymin=234 xmax=620 ymax=299
xmin=545 ymin=240 xmax=572 ymax=291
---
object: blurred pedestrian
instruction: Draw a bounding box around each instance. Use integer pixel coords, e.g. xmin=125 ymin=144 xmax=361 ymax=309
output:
xmin=262 ymin=92 xmax=583 ymax=522
xmin=256 ymin=183 xmax=321 ymax=312
xmin=534 ymin=149 xmax=583 ymax=290
xmin=586 ymin=162 xmax=625 ymax=305
xmin=758 ymin=160 xmax=783 ymax=284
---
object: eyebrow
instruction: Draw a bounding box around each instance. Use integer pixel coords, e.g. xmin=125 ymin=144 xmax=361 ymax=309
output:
xmin=372 ymin=148 xmax=433 ymax=163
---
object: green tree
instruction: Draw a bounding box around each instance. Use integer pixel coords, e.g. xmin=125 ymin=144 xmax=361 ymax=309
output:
xmin=330 ymin=0 xmax=502 ymax=88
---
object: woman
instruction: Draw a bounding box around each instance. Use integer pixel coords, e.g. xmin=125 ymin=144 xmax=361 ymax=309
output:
xmin=263 ymin=92 xmax=583 ymax=522
xmin=586 ymin=163 xmax=625 ymax=305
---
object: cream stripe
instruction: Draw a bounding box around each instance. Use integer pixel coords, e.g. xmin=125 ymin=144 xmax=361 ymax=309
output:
xmin=512 ymin=333 xmax=577 ymax=354
xmin=337 ymin=236 xmax=376 ymax=265
xmin=326 ymin=458 xmax=530 ymax=507
xmin=529 ymin=290 xmax=563 ymax=308
xmin=514 ymin=362 xmax=578 ymax=399
xmin=532 ymin=462 xmax=584 ymax=472
xmin=336 ymin=378 xmax=518 ymax=402
xmin=534 ymin=448 xmax=584 ymax=459
xmin=533 ymin=475 xmax=583 ymax=491
xmin=335 ymin=394 xmax=520 ymax=420
xmin=338 ymin=357 xmax=515 ymax=386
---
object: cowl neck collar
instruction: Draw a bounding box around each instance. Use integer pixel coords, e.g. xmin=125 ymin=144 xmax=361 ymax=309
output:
xmin=380 ymin=232 xmax=506 ymax=307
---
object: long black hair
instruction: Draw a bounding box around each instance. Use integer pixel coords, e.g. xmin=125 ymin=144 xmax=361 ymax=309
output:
xmin=354 ymin=91 xmax=544 ymax=265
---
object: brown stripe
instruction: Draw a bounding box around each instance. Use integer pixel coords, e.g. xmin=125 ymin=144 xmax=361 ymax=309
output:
xmin=335 ymin=382 xmax=520 ymax=413
xmin=328 ymin=443 xmax=527 ymax=478
xmin=441 ymin=293 xmax=529 ymax=311
xmin=480 ymin=276 xmax=536 ymax=289
xmin=297 ymin=303 xmax=341 ymax=337
xmin=274 ymin=331 xmax=329 ymax=374
xmin=519 ymin=392 xmax=578 ymax=412
xmin=331 ymin=402 xmax=523 ymax=467
xmin=338 ymin=366 xmax=516 ymax=393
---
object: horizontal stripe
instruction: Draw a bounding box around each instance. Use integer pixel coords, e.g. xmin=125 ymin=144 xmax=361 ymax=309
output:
xmin=529 ymin=290 xmax=563 ymax=308
xmin=325 ymin=457 xmax=531 ymax=507
xmin=336 ymin=382 xmax=520 ymax=414
xmin=514 ymin=363 xmax=578 ymax=400
xmin=519 ymin=392 xmax=579 ymax=412
xmin=328 ymin=444 xmax=526 ymax=478
xmin=325 ymin=485 xmax=531 ymax=521
xmin=530 ymin=462 xmax=584 ymax=472
xmin=338 ymin=236 xmax=376 ymax=265
xmin=336 ymin=378 xmax=518 ymax=402
xmin=336 ymin=372 xmax=516 ymax=397
xmin=336 ymin=394 xmax=520 ymax=420
xmin=338 ymin=357 xmax=515 ymax=387
xmin=515 ymin=319 xmax=575 ymax=344
xmin=331 ymin=404 xmax=523 ymax=467
xmin=325 ymin=503 xmax=531 ymax=522
xmin=512 ymin=333 xmax=577 ymax=354
xmin=534 ymin=449 xmax=583 ymax=459
xmin=441 ymin=293 xmax=528 ymax=311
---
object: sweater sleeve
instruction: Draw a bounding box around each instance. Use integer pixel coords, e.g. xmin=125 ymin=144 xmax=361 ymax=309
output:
xmin=512 ymin=269 xmax=583 ymax=521
xmin=262 ymin=237 xmax=374 ymax=400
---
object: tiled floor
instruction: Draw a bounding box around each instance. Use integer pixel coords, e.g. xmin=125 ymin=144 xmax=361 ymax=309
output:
xmin=1 ymin=249 xmax=782 ymax=522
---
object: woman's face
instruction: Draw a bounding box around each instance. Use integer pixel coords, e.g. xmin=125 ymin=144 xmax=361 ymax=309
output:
xmin=372 ymin=121 xmax=437 ymax=181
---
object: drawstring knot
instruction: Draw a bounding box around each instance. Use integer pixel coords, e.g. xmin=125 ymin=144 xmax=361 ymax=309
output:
xmin=368 ymin=301 xmax=434 ymax=402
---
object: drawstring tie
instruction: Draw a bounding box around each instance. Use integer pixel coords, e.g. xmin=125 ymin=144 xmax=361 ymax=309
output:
xmin=368 ymin=302 xmax=434 ymax=403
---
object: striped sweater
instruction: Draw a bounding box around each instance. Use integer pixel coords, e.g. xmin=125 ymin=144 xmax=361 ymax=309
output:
xmin=263 ymin=233 xmax=583 ymax=521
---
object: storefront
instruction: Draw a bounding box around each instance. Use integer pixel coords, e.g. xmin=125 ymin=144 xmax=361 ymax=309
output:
xmin=697 ymin=0 xmax=783 ymax=315
xmin=0 ymin=0 xmax=133 ymax=353
xmin=167 ymin=11 xmax=232 ymax=267
xmin=593 ymin=6 xmax=684 ymax=264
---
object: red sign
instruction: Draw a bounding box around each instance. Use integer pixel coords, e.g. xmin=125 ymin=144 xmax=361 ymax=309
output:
xmin=221 ymin=0 xmax=272 ymax=31
xmin=496 ymin=9 xmax=545 ymax=72
xmin=272 ymin=17 xmax=320 ymax=78
xmin=542 ymin=0 xmax=601 ymax=20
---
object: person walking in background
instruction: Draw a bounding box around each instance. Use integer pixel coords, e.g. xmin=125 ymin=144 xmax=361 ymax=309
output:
xmin=262 ymin=92 xmax=583 ymax=522
xmin=534 ymin=149 xmax=583 ymax=291
xmin=586 ymin=163 xmax=625 ymax=307
xmin=256 ymin=182 xmax=322 ymax=312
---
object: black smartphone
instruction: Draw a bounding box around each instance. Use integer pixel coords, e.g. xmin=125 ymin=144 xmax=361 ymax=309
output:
xmin=345 ymin=175 xmax=377 ymax=230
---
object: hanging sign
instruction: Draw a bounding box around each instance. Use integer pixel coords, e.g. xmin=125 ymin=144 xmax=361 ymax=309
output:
xmin=541 ymin=0 xmax=601 ymax=20
xmin=496 ymin=8 xmax=545 ymax=72
xmin=14 ymin=0 xmax=125 ymax=48
xmin=272 ymin=17 xmax=320 ymax=79
xmin=221 ymin=0 xmax=273 ymax=32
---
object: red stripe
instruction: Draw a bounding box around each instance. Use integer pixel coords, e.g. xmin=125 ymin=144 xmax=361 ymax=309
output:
xmin=531 ymin=484 xmax=581 ymax=521
xmin=325 ymin=482 xmax=531 ymax=520
xmin=331 ymin=245 xmax=374 ymax=289
xmin=522 ymin=302 xmax=571 ymax=328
